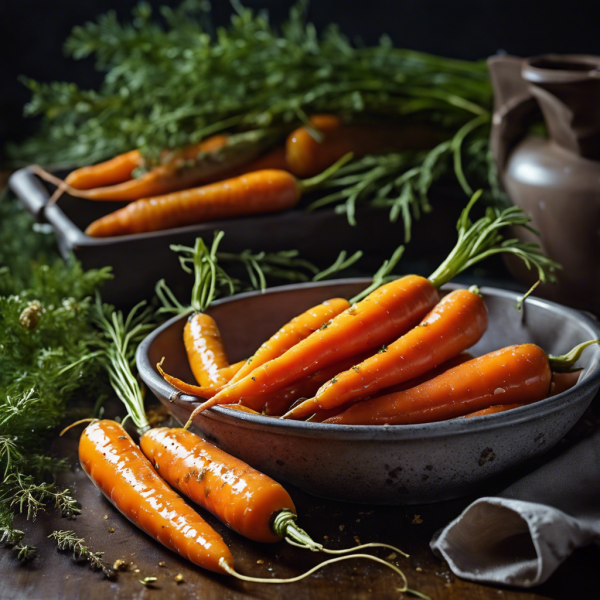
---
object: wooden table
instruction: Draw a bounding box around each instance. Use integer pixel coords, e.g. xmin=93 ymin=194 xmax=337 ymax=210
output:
xmin=2 ymin=397 xmax=599 ymax=600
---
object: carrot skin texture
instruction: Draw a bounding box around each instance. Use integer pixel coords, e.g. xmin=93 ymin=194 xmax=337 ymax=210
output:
xmin=140 ymin=427 xmax=296 ymax=543
xmin=307 ymin=352 xmax=475 ymax=422
xmin=85 ymin=169 xmax=301 ymax=237
xmin=286 ymin=288 xmax=488 ymax=419
xmin=184 ymin=313 xmax=230 ymax=387
xmin=324 ymin=344 xmax=552 ymax=425
xmin=65 ymin=150 xmax=142 ymax=189
xmin=202 ymin=275 xmax=440 ymax=409
xmin=79 ymin=420 xmax=233 ymax=573
xmin=230 ymin=297 xmax=351 ymax=384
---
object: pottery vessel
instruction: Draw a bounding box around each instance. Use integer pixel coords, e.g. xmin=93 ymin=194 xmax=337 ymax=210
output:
xmin=488 ymin=54 xmax=600 ymax=313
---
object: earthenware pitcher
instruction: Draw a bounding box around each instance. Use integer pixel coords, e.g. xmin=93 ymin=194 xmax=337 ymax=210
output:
xmin=488 ymin=54 xmax=600 ymax=312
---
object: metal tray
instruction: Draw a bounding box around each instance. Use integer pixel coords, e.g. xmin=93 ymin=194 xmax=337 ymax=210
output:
xmin=9 ymin=167 xmax=465 ymax=306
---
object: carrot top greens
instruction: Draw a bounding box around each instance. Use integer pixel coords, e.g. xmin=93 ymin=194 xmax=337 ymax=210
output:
xmin=10 ymin=0 xmax=499 ymax=237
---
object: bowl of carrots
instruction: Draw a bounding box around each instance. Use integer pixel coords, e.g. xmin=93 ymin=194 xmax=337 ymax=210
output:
xmin=137 ymin=279 xmax=600 ymax=504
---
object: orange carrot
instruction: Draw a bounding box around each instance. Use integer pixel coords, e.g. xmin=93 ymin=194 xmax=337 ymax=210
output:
xmin=191 ymin=275 xmax=440 ymax=414
xmin=306 ymin=352 xmax=473 ymax=422
xmin=79 ymin=420 xmax=233 ymax=573
xmin=324 ymin=341 xmax=598 ymax=425
xmin=65 ymin=150 xmax=142 ymax=189
xmin=230 ymin=297 xmax=351 ymax=384
xmin=286 ymin=114 xmax=442 ymax=177
xmin=184 ymin=312 xmax=230 ymax=386
xmin=284 ymin=288 xmax=488 ymax=420
xmin=140 ymin=427 xmax=296 ymax=543
xmin=84 ymin=154 xmax=351 ymax=237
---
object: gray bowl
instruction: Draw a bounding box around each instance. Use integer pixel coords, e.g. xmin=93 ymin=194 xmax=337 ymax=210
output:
xmin=136 ymin=279 xmax=600 ymax=504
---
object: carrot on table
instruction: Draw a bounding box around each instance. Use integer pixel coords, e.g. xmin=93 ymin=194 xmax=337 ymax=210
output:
xmin=79 ymin=420 xmax=234 ymax=573
xmin=324 ymin=341 xmax=598 ymax=425
xmin=185 ymin=191 xmax=559 ymax=425
xmin=84 ymin=153 xmax=352 ymax=237
xmin=284 ymin=286 xmax=488 ymax=420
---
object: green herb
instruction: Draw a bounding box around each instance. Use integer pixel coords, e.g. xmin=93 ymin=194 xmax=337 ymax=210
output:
xmin=9 ymin=1 xmax=500 ymax=238
xmin=331 ymin=377 xmax=338 ymax=384
xmin=0 ymin=189 xmax=112 ymax=553
xmin=49 ymin=530 xmax=115 ymax=578
xmin=378 ymin=345 xmax=388 ymax=354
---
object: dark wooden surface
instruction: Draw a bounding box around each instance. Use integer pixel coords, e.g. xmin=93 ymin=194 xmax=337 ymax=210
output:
xmin=2 ymin=398 xmax=600 ymax=600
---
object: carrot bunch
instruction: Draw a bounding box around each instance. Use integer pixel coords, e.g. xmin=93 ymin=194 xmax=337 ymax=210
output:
xmin=32 ymin=113 xmax=446 ymax=237
xmin=177 ymin=191 xmax=563 ymax=425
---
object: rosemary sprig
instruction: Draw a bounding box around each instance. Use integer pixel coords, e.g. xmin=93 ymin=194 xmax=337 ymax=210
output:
xmin=49 ymin=530 xmax=115 ymax=579
xmin=90 ymin=299 xmax=155 ymax=432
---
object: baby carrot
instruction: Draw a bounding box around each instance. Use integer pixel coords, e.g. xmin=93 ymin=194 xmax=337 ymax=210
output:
xmin=85 ymin=154 xmax=351 ymax=237
xmin=184 ymin=312 xmax=230 ymax=386
xmin=286 ymin=114 xmax=442 ymax=177
xmin=65 ymin=149 xmax=142 ymax=189
xmin=284 ymin=287 xmax=488 ymax=420
xmin=229 ymin=297 xmax=351 ymax=384
xmin=324 ymin=341 xmax=598 ymax=425
xmin=79 ymin=420 xmax=234 ymax=573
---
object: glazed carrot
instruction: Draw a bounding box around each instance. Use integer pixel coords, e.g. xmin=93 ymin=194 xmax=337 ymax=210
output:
xmin=324 ymin=341 xmax=598 ymax=425
xmin=284 ymin=287 xmax=488 ymax=420
xmin=306 ymin=352 xmax=473 ymax=422
xmin=85 ymin=154 xmax=351 ymax=237
xmin=65 ymin=150 xmax=142 ymax=189
xmin=184 ymin=312 xmax=230 ymax=386
xmin=140 ymin=427 xmax=295 ymax=543
xmin=286 ymin=114 xmax=442 ymax=177
xmin=79 ymin=420 xmax=233 ymax=573
xmin=229 ymin=297 xmax=351 ymax=384
xmin=460 ymin=404 xmax=523 ymax=418
xmin=157 ymin=360 xmax=242 ymax=399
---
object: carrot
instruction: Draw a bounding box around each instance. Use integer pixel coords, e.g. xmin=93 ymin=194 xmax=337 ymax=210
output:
xmin=182 ymin=190 xmax=560 ymax=427
xmin=84 ymin=154 xmax=352 ymax=237
xmin=229 ymin=297 xmax=351 ymax=384
xmin=184 ymin=312 xmax=230 ymax=386
xmin=283 ymin=287 xmax=488 ymax=420
xmin=305 ymin=352 xmax=473 ymax=422
xmin=65 ymin=149 xmax=142 ymax=189
xmin=79 ymin=420 xmax=234 ymax=573
xmin=324 ymin=341 xmax=598 ymax=425
xmin=460 ymin=404 xmax=524 ymax=418
xmin=286 ymin=114 xmax=443 ymax=177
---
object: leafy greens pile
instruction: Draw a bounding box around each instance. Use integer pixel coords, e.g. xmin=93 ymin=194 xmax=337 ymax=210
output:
xmin=0 ymin=191 xmax=112 ymax=556
xmin=9 ymin=0 xmax=502 ymax=237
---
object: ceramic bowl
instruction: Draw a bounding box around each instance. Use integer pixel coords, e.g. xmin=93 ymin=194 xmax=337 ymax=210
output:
xmin=136 ymin=279 xmax=600 ymax=504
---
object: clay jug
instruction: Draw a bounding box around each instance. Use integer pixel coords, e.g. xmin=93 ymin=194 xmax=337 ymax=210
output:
xmin=488 ymin=54 xmax=600 ymax=313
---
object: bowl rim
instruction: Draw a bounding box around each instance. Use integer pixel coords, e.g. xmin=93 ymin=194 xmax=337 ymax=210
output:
xmin=137 ymin=278 xmax=600 ymax=441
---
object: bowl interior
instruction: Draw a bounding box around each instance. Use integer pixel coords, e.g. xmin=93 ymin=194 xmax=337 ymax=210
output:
xmin=145 ymin=279 xmax=600 ymax=410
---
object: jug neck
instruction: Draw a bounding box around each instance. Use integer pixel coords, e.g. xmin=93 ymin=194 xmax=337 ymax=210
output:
xmin=523 ymin=55 xmax=600 ymax=159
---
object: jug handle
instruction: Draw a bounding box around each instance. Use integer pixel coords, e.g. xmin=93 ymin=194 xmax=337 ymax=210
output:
xmin=488 ymin=55 xmax=538 ymax=172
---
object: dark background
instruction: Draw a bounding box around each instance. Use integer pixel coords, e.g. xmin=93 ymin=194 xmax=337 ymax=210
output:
xmin=2 ymin=0 xmax=600 ymax=159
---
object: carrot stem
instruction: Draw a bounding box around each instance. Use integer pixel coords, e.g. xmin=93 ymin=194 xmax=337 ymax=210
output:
xmin=549 ymin=340 xmax=599 ymax=373
xmin=427 ymin=190 xmax=561 ymax=289
xmin=298 ymin=152 xmax=355 ymax=192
